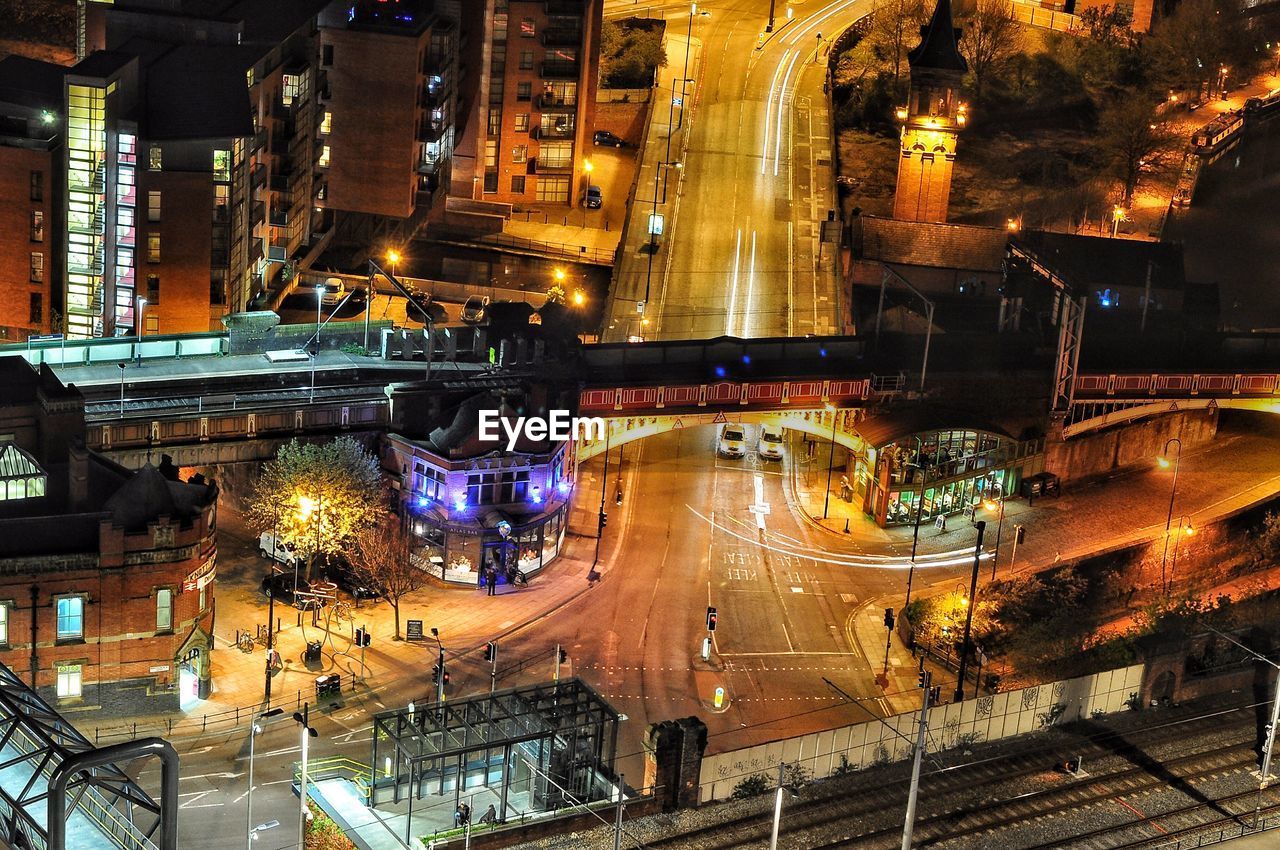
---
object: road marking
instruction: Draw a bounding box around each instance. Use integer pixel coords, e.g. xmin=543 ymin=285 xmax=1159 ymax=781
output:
xmin=727 ymin=227 xmax=742 ymax=336
xmin=761 ymin=49 xmax=790 ymax=173
xmin=745 ymin=229 xmax=757 ymax=337
xmin=751 ymin=473 xmax=770 ymax=530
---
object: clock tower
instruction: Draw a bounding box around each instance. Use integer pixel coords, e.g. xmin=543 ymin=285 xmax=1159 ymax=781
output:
xmin=892 ymin=0 xmax=969 ymax=223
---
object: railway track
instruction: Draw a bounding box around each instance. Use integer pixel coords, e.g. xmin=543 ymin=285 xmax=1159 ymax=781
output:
xmin=1030 ymin=789 xmax=1280 ymax=849
xmin=642 ymin=698 xmax=1270 ymax=850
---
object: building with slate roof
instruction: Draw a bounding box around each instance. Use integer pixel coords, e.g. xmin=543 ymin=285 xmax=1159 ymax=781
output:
xmin=0 ymin=356 xmax=218 ymax=713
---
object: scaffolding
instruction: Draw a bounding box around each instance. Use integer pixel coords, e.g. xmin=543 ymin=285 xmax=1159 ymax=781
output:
xmin=0 ymin=661 xmax=173 ymax=850
xmin=370 ymin=678 xmax=621 ymax=826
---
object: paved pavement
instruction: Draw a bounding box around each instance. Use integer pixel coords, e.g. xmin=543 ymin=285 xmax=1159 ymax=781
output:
xmin=501 ymin=144 xmax=633 ymax=256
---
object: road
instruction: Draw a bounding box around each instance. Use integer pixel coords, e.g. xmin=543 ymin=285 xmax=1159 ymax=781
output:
xmin=605 ymin=0 xmax=857 ymax=341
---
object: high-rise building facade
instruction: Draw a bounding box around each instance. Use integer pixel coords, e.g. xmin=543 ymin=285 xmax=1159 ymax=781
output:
xmin=455 ymin=0 xmax=602 ymax=207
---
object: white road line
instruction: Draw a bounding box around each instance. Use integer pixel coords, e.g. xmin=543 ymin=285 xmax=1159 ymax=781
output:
xmin=774 ymin=51 xmax=801 ymax=176
xmin=727 ymin=228 xmax=742 ymax=336
xmin=787 ymin=219 xmax=795 ymax=336
xmin=745 ymin=229 xmax=757 ymax=338
xmin=761 ymin=49 xmax=790 ymax=173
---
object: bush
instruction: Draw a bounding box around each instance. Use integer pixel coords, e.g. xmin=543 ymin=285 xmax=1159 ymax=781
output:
xmin=340 ymin=342 xmax=367 ymax=356
xmin=730 ymin=773 xmax=771 ymax=799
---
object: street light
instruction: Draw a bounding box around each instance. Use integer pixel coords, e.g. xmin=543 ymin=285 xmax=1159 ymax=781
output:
xmin=678 ymin=3 xmax=696 ymax=129
xmin=135 ymin=296 xmax=147 ymax=365
xmin=293 ymin=705 xmax=318 ymax=848
xmin=904 ymin=435 xmax=929 ymax=612
xmin=1158 ymin=437 xmax=1182 ymax=594
xmin=983 ymin=495 xmax=1006 ymax=580
xmin=822 ymin=404 xmax=839 ymax=520
xmin=246 ymin=708 xmax=283 ymax=848
xmin=1169 ymin=516 xmax=1194 ymax=589
xmin=954 ymin=521 xmax=986 ymax=703
xmin=117 ymin=362 xmax=127 ymax=415
xmin=1111 ymin=205 xmax=1125 ymax=238
xmin=572 ymin=289 xmax=585 ymax=307
xmin=310 ymin=284 xmax=325 ymax=403
xmin=387 ymin=250 xmax=401 ymax=279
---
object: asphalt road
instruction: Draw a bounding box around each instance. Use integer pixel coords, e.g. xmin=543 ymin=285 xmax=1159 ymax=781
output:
xmin=607 ymin=0 xmax=856 ymax=341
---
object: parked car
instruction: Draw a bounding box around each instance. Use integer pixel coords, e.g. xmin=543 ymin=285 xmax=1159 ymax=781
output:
xmin=593 ymin=130 xmax=626 ymax=148
xmin=758 ymin=424 xmax=785 ymax=460
xmin=461 ymin=295 xmax=490 ymax=324
xmin=321 ymin=557 xmax=384 ymax=600
xmin=260 ymin=572 xmax=327 ymax=609
xmin=404 ymin=287 xmax=448 ymax=324
xmin=584 ymin=185 xmax=603 ymax=209
xmin=258 ymin=532 xmax=296 ymax=564
xmin=320 ymin=277 xmax=345 ymax=306
xmin=718 ymin=425 xmax=746 ymax=458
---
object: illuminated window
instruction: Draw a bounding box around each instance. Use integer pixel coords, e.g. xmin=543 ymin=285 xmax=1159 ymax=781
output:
xmin=282 ymin=74 xmax=299 ymax=106
xmin=214 ymin=184 xmax=229 ymax=220
xmin=148 ymin=233 xmax=160 ymax=263
xmin=147 ymin=190 xmax=161 ymax=222
xmin=536 ymin=175 xmax=570 ymax=203
xmin=520 ymin=17 xmax=535 ymax=37
xmin=30 ymin=211 xmax=43 ymax=242
xmin=29 ymin=253 xmax=43 ymax=283
xmin=156 ymin=588 xmax=172 ymax=632
xmin=148 ymin=145 xmax=162 ymax=170
xmin=0 ymin=603 xmax=8 ymax=645
xmin=320 ymin=111 xmax=332 ymax=134
xmin=56 ymin=664 xmax=82 ymax=698
xmin=56 ymin=596 xmax=84 ymax=640
xmin=488 ymin=107 xmax=502 ymax=135
xmin=515 ymin=113 xmax=530 ymax=132
xmin=494 ymin=12 xmax=507 ymax=40
xmin=484 ymin=140 xmax=497 ymax=168
xmin=213 ymin=149 xmax=231 ymax=181
xmin=318 ymin=145 xmax=331 ymax=168
xmin=512 ymin=144 xmax=527 ymax=163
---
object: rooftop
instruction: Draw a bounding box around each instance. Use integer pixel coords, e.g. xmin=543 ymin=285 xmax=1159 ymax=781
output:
xmin=1013 ymin=231 xmax=1187 ymax=294
xmin=908 ymin=0 xmax=968 ymax=74
xmin=0 ymin=56 xmax=66 ymax=110
xmin=858 ymin=216 xmax=1007 ymax=271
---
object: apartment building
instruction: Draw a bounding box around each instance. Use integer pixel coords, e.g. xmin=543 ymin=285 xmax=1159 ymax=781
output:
xmin=455 ymin=0 xmax=603 ymax=207
xmin=0 ymin=58 xmax=62 ymax=343
xmin=317 ymin=0 xmax=459 ymax=247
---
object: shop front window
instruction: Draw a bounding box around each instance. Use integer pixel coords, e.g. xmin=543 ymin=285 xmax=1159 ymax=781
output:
xmin=541 ymin=507 xmax=564 ymax=562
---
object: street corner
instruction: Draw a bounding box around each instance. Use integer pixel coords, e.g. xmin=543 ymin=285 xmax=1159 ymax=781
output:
xmin=693 ymin=668 xmax=731 ymax=714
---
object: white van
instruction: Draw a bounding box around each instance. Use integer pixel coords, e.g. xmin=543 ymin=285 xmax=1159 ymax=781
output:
xmin=258 ymin=533 xmax=295 ymax=563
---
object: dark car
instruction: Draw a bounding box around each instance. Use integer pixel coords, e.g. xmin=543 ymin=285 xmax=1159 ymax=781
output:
xmin=593 ymin=130 xmax=626 ymax=148
xmin=584 ymin=185 xmax=603 ymax=209
xmin=260 ymin=572 xmax=328 ymax=609
xmin=321 ymin=557 xmax=384 ymax=600
xmin=404 ymin=287 xmax=448 ymax=324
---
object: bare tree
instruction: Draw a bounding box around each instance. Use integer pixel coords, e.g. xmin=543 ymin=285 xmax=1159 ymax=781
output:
xmin=866 ymin=0 xmax=931 ymax=87
xmin=1096 ymin=93 xmax=1178 ymax=205
xmin=1147 ymin=0 xmax=1246 ymax=97
xmin=350 ymin=517 xmax=427 ymax=640
xmin=960 ymin=0 xmax=1023 ymax=100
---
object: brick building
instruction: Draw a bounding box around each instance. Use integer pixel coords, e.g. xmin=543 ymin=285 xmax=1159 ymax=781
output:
xmin=0 ymin=357 xmax=217 ymax=714
xmin=455 ymin=0 xmax=603 ymax=207
xmin=0 ymin=57 xmax=62 ymax=343
xmin=318 ymin=0 xmax=459 ymax=247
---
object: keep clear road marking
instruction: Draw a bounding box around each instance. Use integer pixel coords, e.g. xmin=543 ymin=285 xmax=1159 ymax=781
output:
xmin=748 ymin=473 xmax=771 ymax=530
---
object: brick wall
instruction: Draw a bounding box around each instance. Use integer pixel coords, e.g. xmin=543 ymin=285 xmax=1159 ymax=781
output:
xmin=144 ymin=170 xmax=218 ymax=334
xmin=592 ymin=99 xmax=648 ymax=146
xmin=0 ymin=146 xmax=54 ymax=341
xmin=1045 ymin=409 xmax=1219 ymax=485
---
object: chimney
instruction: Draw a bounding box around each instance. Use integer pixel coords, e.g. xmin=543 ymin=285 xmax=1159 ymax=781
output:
xmin=67 ymin=440 xmax=90 ymax=510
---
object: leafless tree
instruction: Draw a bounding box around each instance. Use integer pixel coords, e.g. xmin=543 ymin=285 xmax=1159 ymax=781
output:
xmin=867 ymin=0 xmax=931 ymax=87
xmin=1096 ymin=94 xmax=1178 ymax=205
xmin=350 ymin=517 xmax=427 ymax=640
xmin=960 ymin=0 xmax=1023 ymax=100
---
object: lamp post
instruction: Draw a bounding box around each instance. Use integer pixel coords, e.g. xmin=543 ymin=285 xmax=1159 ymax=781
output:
xmin=246 ymin=708 xmax=283 ymax=848
xmin=953 ymin=521 xmax=985 ymax=703
xmin=1170 ymin=516 xmax=1194 ymax=590
xmin=768 ymin=761 xmax=786 ymax=850
xmin=677 ymin=4 xmax=695 ymax=129
xmin=1158 ymin=437 xmax=1182 ymax=594
xmin=310 ymin=284 xmax=325 ymax=403
xmin=292 ymin=705 xmax=318 ymax=847
xmin=118 ymin=362 xmax=126 ymax=415
xmin=821 ymin=404 xmax=839 ymax=519
xmin=905 ymin=436 xmax=928 ymax=611
xmin=134 ymin=296 xmax=147 ymax=365
xmin=983 ymin=494 xmax=1006 ymax=580
xmin=1111 ymin=204 xmax=1125 ymax=238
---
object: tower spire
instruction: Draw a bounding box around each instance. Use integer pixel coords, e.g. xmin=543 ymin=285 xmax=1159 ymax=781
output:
xmin=908 ymin=0 xmax=968 ymax=74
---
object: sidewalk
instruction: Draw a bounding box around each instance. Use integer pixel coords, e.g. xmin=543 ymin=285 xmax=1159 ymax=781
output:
xmin=86 ymin=497 xmax=613 ymax=744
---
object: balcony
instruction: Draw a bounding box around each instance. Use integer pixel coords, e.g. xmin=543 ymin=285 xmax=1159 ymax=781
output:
xmin=270 ymin=136 xmax=291 ymax=157
xmin=251 ymin=201 xmax=266 ymax=224
xmin=538 ymin=93 xmax=577 ymax=111
xmin=536 ymin=120 xmax=575 ymax=140
xmin=418 ymin=120 xmax=446 ymax=143
xmin=269 ymin=172 xmax=293 ymax=192
xmin=252 ymin=128 xmax=268 ymax=152
xmin=541 ymin=27 xmax=581 ymax=47
xmin=534 ymin=156 xmax=573 ymax=172
xmin=269 ymin=208 xmax=289 ymax=227
xmin=251 ymin=162 xmax=267 ymax=188
xmin=540 ymin=60 xmax=579 ymax=79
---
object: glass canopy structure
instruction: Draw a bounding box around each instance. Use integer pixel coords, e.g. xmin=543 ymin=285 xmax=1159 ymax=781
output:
xmin=370 ymin=678 xmax=622 ymax=827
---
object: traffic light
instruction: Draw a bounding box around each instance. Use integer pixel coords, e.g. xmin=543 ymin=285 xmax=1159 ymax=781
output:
xmin=442 ymin=668 xmax=450 ymax=686
xmin=431 ymin=663 xmax=440 ymax=684
xmin=354 ymin=628 xmax=371 ymax=648
xmin=484 ymin=641 xmax=497 ymax=663
xmin=558 ymin=647 xmax=568 ymax=663
xmin=598 ymin=510 xmax=608 ymax=531
xmin=883 ymin=608 xmax=895 ymax=630
xmin=918 ymin=669 xmax=928 ymax=689
xmin=1014 ymin=525 xmax=1026 ymax=545
xmin=706 ymin=606 xmax=718 ymax=632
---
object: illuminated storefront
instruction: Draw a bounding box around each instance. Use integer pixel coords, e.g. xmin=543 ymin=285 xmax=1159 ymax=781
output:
xmin=855 ymin=412 xmax=1043 ymax=528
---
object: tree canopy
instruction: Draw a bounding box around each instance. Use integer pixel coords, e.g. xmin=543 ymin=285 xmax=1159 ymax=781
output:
xmin=600 ymin=19 xmax=667 ymax=88
xmin=248 ymin=437 xmax=383 ymax=565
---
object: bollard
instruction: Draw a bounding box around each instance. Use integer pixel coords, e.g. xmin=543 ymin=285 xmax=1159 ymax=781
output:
xmin=844 ymin=519 xmax=850 ymax=534
xmin=202 ymin=715 xmax=207 ymax=732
